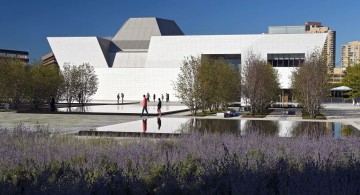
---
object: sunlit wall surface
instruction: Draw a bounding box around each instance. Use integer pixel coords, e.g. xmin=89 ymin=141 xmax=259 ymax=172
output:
xmin=47 ymin=17 xmax=327 ymax=101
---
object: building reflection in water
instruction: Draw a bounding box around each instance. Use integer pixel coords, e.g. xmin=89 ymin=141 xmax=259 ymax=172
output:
xmin=94 ymin=117 xmax=359 ymax=138
xmin=175 ymin=118 xmax=358 ymax=138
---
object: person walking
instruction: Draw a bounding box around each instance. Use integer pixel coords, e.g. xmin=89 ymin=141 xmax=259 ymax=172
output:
xmin=153 ymin=94 xmax=156 ymax=102
xmin=50 ymin=95 xmax=56 ymax=111
xmin=141 ymin=95 xmax=149 ymax=117
xmin=117 ymin=93 xmax=120 ymax=104
xmin=166 ymin=93 xmax=169 ymax=103
xmin=121 ymin=93 xmax=124 ymax=103
xmin=147 ymin=92 xmax=150 ymax=102
xmin=157 ymin=98 xmax=162 ymax=116
xmin=78 ymin=93 xmax=81 ymax=104
xmin=161 ymin=94 xmax=164 ymax=101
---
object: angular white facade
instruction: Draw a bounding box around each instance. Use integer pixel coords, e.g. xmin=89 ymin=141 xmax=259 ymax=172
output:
xmin=47 ymin=17 xmax=327 ymax=102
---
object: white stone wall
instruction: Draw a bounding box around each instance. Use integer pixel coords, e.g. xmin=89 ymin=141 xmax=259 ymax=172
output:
xmin=146 ymin=33 xmax=328 ymax=89
xmin=93 ymin=68 xmax=180 ymax=101
xmin=49 ymin=33 xmax=327 ymax=101
xmin=47 ymin=37 xmax=108 ymax=68
xmin=112 ymin=52 xmax=147 ymax=68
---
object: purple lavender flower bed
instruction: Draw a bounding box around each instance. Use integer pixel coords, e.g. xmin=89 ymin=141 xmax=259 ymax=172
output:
xmin=1 ymin=124 xmax=360 ymax=193
xmin=79 ymin=118 xmax=359 ymax=138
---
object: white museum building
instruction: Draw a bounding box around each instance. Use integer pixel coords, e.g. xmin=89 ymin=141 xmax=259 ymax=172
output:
xmin=48 ymin=17 xmax=327 ymax=102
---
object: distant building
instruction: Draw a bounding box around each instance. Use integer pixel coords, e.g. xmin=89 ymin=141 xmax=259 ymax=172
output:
xmin=329 ymin=67 xmax=346 ymax=84
xmin=42 ymin=52 xmax=58 ymax=66
xmin=269 ymin=22 xmax=336 ymax=73
xmin=48 ymin=17 xmax=328 ymax=102
xmin=0 ymin=49 xmax=29 ymax=63
xmin=305 ymin=22 xmax=336 ymax=73
xmin=341 ymin=41 xmax=360 ymax=68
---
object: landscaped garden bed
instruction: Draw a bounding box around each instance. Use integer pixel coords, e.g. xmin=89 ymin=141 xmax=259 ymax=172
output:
xmin=0 ymin=124 xmax=359 ymax=193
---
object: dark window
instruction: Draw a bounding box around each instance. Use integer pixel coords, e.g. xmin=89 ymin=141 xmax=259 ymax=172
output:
xmin=284 ymin=59 xmax=289 ymax=67
xmin=278 ymin=59 xmax=284 ymax=67
xmin=267 ymin=53 xmax=305 ymax=67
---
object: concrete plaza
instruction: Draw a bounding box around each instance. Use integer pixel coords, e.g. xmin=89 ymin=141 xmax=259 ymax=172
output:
xmin=1 ymin=102 xmax=360 ymax=134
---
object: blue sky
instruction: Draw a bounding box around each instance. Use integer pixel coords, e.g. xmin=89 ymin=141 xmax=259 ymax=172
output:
xmin=1 ymin=0 xmax=359 ymax=66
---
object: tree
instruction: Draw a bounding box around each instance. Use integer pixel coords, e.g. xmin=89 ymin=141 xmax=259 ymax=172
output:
xmin=292 ymin=50 xmax=329 ymax=118
xmin=242 ymin=52 xmax=280 ymax=115
xmin=78 ymin=63 xmax=98 ymax=105
xmin=198 ymin=57 xmax=240 ymax=111
xmin=342 ymin=63 xmax=360 ymax=99
xmin=0 ymin=58 xmax=28 ymax=109
xmin=173 ymin=56 xmax=202 ymax=115
xmin=28 ymin=61 xmax=63 ymax=109
xmin=59 ymin=63 xmax=98 ymax=107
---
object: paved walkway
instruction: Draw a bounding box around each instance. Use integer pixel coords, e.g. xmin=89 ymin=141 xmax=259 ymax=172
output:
xmin=1 ymin=102 xmax=360 ymax=134
xmin=0 ymin=112 xmax=140 ymax=134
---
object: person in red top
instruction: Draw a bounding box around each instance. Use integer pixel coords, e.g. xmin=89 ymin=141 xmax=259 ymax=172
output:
xmin=140 ymin=95 xmax=149 ymax=117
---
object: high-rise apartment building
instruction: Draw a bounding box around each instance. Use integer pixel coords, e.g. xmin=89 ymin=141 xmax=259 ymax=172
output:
xmin=305 ymin=22 xmax=336 ymax=73
xmin=42 ymin=52 xmax=58 ymax=66
xmin=269 ymin=22 xmax=336 ymax=73
xmin=341 ymin=41 xmax=360 ymax=68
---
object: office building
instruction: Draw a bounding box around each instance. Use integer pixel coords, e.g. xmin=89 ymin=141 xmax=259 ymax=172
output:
xmin=0 ymin=49 xmax=29 ymax=63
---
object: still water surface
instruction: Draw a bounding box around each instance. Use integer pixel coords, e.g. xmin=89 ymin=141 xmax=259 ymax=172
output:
xmin=93 ymin=118 xmax=358 ymax=138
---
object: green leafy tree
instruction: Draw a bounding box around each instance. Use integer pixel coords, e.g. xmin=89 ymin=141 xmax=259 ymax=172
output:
xmin=173 ymin=56 xmax=202 ymax=115
xmin=242 ymin=52 xmax=280 ymax=115
xmin=342 ymin=63 xmax=360 ymax=99
xmin=60 ymin=63 xmax=98 ymax=107
xmin=0 ymin=58 xmax=28 ymax=109
xmin=292 ymin=50 xmax=329 ymax=118
xmin=28 ymin=61 xmax=63 ymax=109
xmin=78 ymin=63 xmax=98 ymax=106
xmin=199 ymin=57 xmax=240 ymax=111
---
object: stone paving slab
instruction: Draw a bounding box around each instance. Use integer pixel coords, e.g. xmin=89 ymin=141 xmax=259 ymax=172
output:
xmin=0 ymin=112 xmax=140 ymax=134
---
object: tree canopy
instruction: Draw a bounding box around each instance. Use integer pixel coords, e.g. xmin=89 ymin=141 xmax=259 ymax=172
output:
xmin=292 ymin=50 xmax=329 ymax=118
xmin=59 ymin=63 xmax=98 ymax=107
xmin=342 ymin=63 xmax=360 ymax=99
xmin=241 ymin=52 xmax=280 ymax=115
xmin=174 ymin=55 xmax=241 ymax=115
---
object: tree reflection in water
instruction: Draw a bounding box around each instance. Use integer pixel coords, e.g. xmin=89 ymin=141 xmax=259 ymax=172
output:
xmin=244 ymin=120 xmax=279 ymax=136
xmin=291 ymin=122 xmax=330 ymax=138
xmin=176 ymin=119 xmax=358 ymax=138
xmin=178 ymin=119 xmax=240 ymax=135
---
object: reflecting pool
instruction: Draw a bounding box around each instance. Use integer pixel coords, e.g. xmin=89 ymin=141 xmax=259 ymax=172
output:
xmin=78 ymin=118 xmax=359 ymax=138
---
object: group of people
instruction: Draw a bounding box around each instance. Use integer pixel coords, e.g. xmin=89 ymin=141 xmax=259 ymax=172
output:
xmin=141 ymin=94 xmax=162 ymax=117
xmin=145 ymin=93 xmax=170 ymax=103
xmin=141 ymin=94 xmax=162 ymax=133
xmin=117 ymin=93 xmax=124 ymax=104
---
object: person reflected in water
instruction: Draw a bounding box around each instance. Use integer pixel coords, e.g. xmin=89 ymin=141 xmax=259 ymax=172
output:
xmin=157 ymin=117 xmax=161 ymax=130
xmin=142 ymin=119 xmax=147 ymax=133
xmin=157 ymin=98 xmax=162 ymax=116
